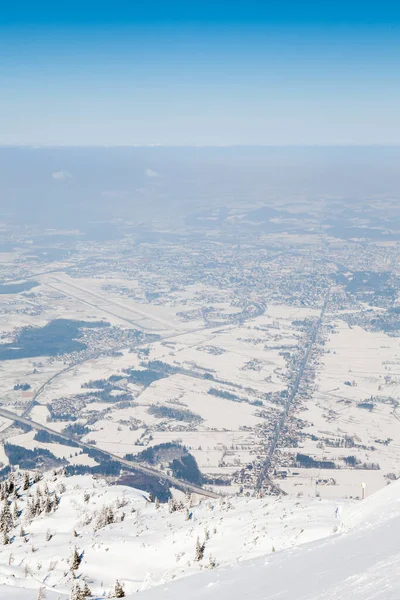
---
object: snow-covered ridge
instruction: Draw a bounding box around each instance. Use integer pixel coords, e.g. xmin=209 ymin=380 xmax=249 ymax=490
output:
xmin=2 ymin=470 xmax=400 ymax=600
xmin=133 ymin=479 xmax=400 ymax=600
xmin=0 ymin=470 xmax=345 ymax=599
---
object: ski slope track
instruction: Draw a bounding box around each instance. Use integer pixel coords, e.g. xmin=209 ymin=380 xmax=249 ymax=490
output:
xmin=134 ymin=480 xmax=400 ymax=600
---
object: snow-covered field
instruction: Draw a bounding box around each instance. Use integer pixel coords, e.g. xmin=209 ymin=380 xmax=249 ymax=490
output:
xmin=0 ymin=304 xmax=309 ymax=492
xmin=276 ymin=319 xmax=400 ymax=498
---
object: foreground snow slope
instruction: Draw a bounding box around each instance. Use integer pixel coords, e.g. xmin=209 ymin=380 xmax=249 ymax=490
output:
xmin=133 ymin=480 xmax=400 ymax=600
xmin=0 ymin=472 xmax=342 ymax=598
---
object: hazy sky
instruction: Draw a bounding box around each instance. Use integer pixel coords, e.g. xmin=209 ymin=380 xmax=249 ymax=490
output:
xmin=1 ymin=1 xmax=400 ymax=146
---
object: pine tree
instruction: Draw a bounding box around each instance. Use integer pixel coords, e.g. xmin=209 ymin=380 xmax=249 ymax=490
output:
xmin=168 ymin=498 xmax=177 ymax=514
xmin=13 ymin=502 xmax=19 ymax=520
xmin=23 ymin=472 xmax=30 ymax=491
xmin=114 ymin=580 xmax=125 ymax=598
xmin=19 ymin=526 xmax=26 ymax=538
xmin=3 ymin=531 xmax=10 ymax=545
xmin=106 ymin=506 xmax=114 ymax=525
xmin=25 ymin=500 xmax=36 ymax=522
xmin=1 ymin=500 xmax=13 ymax=532
xmin=34 ymin=498 xmax=41 ymax=517
xmin=70 ymin=547 xmax=81 ymax=571
xmin=45 ymin=496 xmax=52 ymax=514
xmin=195 ymin=537 xmax=205 ymax=561
xmin=70 ymin=582 xmax=83 ymax=600
xmin=82 ymin=581 xmax=92 ymax=597
xmin=154 ymin=497 xmax=160 ymax=510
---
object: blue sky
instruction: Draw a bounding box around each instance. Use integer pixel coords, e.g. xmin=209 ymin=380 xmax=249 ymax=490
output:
xmin=1 ymin=1 xmax=399 ymax=145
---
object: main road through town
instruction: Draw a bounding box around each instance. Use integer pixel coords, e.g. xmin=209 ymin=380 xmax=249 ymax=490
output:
xmin=255 ymin=294 xmax=330 ymax=494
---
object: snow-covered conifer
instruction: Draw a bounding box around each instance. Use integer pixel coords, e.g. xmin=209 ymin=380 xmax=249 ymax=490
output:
xmin=2 ymin=531 xmax=10 ymax=545
xmin=168 ymin=498 xmax=177 ymax=513
xmin=1 ymin=499 xmax=13 ymax=532
xmin=107 ymin=506 xmax=115 ymax=525
xmin=82 ymin=581 xmax=92 ymax=597
xmin=195 ymin=537 xmax=205 ymax=561
xmin=25 ymin=500 xmax=36 ymax=522
xmin=114 ymin=580 xmax=125 ymax=598
xmin=70 ymin=582 xmax=83 ymax=600
xmin=23 ymin=472 xmax=30 ymax=491
xmin=71 ymin=547 xmax=82 ymax=571
xmin=45 ymin=496 xmax=52 ymax=513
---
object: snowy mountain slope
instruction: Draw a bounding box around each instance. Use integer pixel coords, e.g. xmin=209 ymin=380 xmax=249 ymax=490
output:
xmin=133 ymin=480 xmax=400 ymax=600
xmin=340 ymin=476 xmax=400 ymax=532
xmin=0 ymin=471 xmax=343 ymax=599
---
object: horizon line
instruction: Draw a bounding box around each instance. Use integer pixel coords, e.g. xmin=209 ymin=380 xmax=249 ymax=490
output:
xmin=1 ymin=143 xmax=400 ymax=149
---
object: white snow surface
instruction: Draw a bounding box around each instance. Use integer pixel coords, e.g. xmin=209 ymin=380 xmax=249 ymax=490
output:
xmin=1 ymin=473 xmax=400 ymax=599
xmin=133 ymin=480 xmax=400 ymax=600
